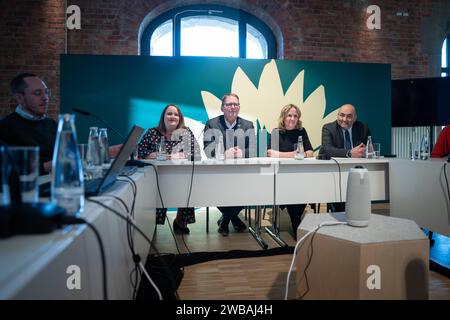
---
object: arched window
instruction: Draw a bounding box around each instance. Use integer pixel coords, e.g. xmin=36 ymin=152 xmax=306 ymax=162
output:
xmin=141 ymin=5 xmax=277 ymax=59
xmin=442 ymin=36 xmax=449 ymax=77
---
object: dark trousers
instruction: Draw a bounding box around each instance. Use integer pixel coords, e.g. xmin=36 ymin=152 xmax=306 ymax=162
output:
xmin=156 ymin=207 xmax=195 ymax=225
xmin=328 ymin=202 xmax=346 ymax=213
xmin=281 ymin=204 xmax=307 ymax=238
xmin=217 ymin=206 xmax=245 ymax=227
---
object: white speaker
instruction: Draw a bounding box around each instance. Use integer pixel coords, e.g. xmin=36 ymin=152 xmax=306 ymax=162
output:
xmin=345 ymin=166 xmax=371 ymax=227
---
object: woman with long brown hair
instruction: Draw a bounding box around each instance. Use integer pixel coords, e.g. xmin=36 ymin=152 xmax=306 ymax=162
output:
xmin=138 ymin=104 xmax=200 ymax=233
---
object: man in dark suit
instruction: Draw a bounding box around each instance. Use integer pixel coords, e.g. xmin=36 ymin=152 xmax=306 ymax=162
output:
xmin=320 ymin=103 xmax=371 ymax=211
xmin=203 ymin=93 xmax=256 ymax=236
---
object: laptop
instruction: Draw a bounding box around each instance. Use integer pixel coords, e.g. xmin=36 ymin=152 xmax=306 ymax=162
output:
xmin=40 ymin=125 xmax=144 ymax=197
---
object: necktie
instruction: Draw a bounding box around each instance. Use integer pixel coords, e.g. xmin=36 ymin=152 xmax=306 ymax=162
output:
xmin=344 ymin=130 xmax=352 ymax=150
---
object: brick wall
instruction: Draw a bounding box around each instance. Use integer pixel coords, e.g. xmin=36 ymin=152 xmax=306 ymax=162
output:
xmin=0 ymin=0 xmax=446 ymax=118
xmin=0 ymin=0 xmax=65 ymax=119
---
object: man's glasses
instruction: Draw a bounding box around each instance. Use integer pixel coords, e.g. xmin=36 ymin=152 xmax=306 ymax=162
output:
xmin=224 ymin=102 xmax=240 ymax=107
xmin=19 ymin=88 xmax=51 ymax=97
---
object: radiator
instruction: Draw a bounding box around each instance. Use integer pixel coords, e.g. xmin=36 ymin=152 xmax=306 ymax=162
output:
xmin=391 ymin=126 xmax=441 ymax=158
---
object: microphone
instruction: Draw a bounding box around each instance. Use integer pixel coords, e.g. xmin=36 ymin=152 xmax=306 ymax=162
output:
xmin=72 ymin=107 xmax=125 ymax=141
xmin=190 ymin=126 xmax=205 ymax=161
xmin=72 ymin=107 xmax=149 ymax=167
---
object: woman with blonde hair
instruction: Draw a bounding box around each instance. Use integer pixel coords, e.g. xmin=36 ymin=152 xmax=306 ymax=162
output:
xmin=268 ymin=104 xmax=314 ymax=239
xmin=268 ymin=103 xmax=314 ymax=158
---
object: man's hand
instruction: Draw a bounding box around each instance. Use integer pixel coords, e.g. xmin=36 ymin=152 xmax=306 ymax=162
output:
xmin=350 ymin=143 xmax=366 ymax=158
xmin=225 ymin=147 xmax=243 ymax=159
xmin=267 ymin=149 xmax=277 ymax=158
xmin=168 ymin=152 xmax=186 ymax=160
xmin=108 ymin=144 xmax=123 ymax=158
xmin=144 ymin=152 xmax=157 ymax=159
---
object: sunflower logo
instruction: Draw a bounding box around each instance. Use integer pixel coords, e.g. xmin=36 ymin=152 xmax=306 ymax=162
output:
xmin=185 ymin=59 xmax=339 ymax=154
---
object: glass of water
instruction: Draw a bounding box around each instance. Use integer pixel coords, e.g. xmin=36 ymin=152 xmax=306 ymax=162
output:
xmin=9 ymin=146 xmax=40 ymax=203
xmin=373 ymin=143 xmax=381 ymax=159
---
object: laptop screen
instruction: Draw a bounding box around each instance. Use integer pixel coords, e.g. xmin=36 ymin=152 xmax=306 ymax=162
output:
xmin=96 ymin=125 xmax=144 ymax=195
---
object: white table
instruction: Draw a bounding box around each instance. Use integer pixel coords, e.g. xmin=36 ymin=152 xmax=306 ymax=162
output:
xmin=4 ymin=157 xmax=446 ymax=299
xmin=148 ymin=157 xmax=390 ymax=248
xmin=151 ymin=158 xmax=278 ymax=247
xmin=0 ymin=168 xmax=157 ymax=299
xmin=275 ymin=158 xmax=389 ymax=204
xmin=152 ymin=158 xmax=278 ymax=208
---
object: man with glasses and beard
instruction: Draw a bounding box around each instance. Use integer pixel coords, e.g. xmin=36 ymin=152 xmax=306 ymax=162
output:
xmin=0 ymin=73 xmax=56 ymax=174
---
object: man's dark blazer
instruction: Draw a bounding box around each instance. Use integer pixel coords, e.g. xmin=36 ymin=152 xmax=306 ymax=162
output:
xmin=320 ymin=120 xmax=371 ymax=157
xmin=203 ymin=115 xmax=255 ymax=158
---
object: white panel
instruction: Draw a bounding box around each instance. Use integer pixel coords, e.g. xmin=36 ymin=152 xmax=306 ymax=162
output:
xmin=389 ymin=158 xmax=450 ymax=237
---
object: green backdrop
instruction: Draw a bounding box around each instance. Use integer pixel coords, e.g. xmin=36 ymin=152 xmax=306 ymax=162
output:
xmin=60 ymin=54 xmax=391 ymax=153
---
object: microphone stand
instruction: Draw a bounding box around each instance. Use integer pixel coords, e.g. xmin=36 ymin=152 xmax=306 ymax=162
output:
xmin=73 ymin=108 xmax=149 ymax=167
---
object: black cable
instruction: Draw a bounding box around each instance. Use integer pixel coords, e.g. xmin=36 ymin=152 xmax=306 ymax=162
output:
xmin=182 ymin=128 xmax=204 ymax=253
xmin=118 ymin=176 xmax=137 ymax=219
xmin=444 ymin=163 xmax=450 ymax=208
xmin=90 ymin=195 xmax=166 ymax=298
xmin=130 ymin=266 xmax=141 ymax=300
xmin=115 ymin=177 xmax=142 ymax=298
xmin=84 ymin=220 xmax=108 ymax=300
xmin=148 ymin=162 xmax=190 ymax=254
xmin=330 ymin=157 xmax=343 ymax=202
xmin=61 ymin=216 xmax=108 ymax=300
xmin=148 ymin=163 xmax=165 ymax=209
xmin=297 ymin=227 xmax=318 ymax=300
xmin=98 ymin=194 xmax=130 ymax=213
xmin=176 ymin=153 xmax=194 ymax=255
xmin=86 ymin=198 xmax=178 ymax=297
xmin=186 ymin=126 xmax=202 ymax=209
xmin=166 ymin=205 xmax=192 ymax=255
xmin=296 ymin=222 xmax=342 ymax=300
xmin=179 ymin=161 xmax=194 ymax=255
xmin=186 ymin=158 xmax=195 ymax=208
xmin=123 ymin=176 xmax=141 ymax=298
xmin=164 ymin=210 xmax=185 ymax=256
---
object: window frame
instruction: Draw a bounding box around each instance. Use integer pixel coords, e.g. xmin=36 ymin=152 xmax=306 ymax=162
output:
xmin=140 ymin=4 xmax=277 ymax=59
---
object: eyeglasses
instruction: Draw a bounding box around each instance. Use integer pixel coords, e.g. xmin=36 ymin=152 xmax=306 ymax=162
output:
xmin=19 ymin=88 xmax=51 ymax=97
xmin=32 ymin=88 xmax=51 ymax=97
xmin=224 ymin=102 xmax=240 ymax=107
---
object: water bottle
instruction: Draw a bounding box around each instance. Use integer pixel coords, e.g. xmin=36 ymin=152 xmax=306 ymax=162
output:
xmin=420 ymin=132 xmax=429 ymax=160
xmin=51 ymin=114 xmax=84 ymax=216
xmin=365 ymin=136 xmax=374 ymax=159
xmin=215 ymin=135 xmax=225 ymax=160
xmin=99 ymin=128 xmax=111 ymax=168
xmin=157 ymin=136 xmax=167 ymax=161
xmin=294 ymin=136 xmax=305 ymax=160
xmin=86 ymin=127 xmax=102 ymax=178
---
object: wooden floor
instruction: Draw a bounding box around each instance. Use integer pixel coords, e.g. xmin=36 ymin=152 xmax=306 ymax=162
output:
xmin=151 ymin=205 xmax=450 ymax=300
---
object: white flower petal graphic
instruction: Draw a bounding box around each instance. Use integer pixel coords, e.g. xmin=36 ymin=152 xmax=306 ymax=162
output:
xmin=285 ymin=70 xmax=304 ymax=105
xmin=184 ymin=116 xmax=207 ymax=159
xmin=201 ymin=59 xmax=339 ymax=152
xmin=201 ymin=90 xmax=222 ymax=120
